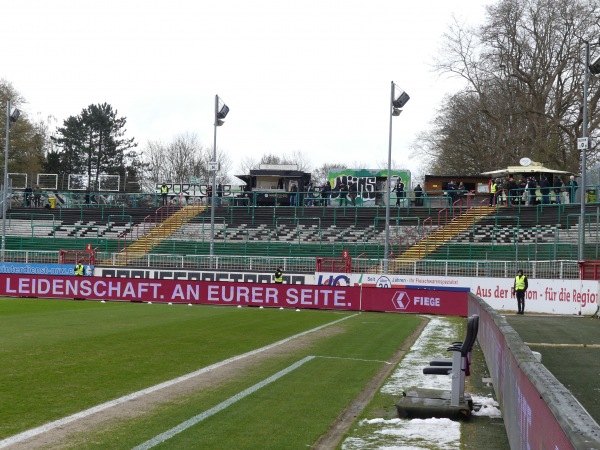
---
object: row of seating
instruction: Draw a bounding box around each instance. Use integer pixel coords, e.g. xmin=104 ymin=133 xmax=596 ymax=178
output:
xmin=0 ymin=204 xmax=588 ymax=260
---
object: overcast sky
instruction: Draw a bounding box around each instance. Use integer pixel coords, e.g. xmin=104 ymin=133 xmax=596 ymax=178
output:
xmin=5 ymin=0 xmax=495 ymax=182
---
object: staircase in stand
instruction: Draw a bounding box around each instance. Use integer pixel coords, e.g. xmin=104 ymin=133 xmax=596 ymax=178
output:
xmin=113 ymin=205 xmax=206 ymax=266
xmin=392 ymin=206 xmax=496 ymax=266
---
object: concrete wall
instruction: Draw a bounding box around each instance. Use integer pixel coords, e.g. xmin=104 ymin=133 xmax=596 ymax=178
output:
xmin=468 ymin=294 xmax=600 ymax=449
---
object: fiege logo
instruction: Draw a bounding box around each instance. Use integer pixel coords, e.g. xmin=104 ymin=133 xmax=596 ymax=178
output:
xmin=392 ymin=291 xmax=410 ymax=310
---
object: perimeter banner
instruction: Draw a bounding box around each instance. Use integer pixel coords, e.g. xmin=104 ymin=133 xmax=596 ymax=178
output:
xmin=316 ymin=272 xmax=599 ymax=315
xmin=0 ymin=274 xmax=468 ymax=315
xmin=360 ymin=286 xmax=469 ymax=316
xmin=0 ymin=274 xmax=357 ymax=310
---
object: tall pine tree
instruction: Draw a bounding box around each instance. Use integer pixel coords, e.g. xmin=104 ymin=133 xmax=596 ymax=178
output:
xmin=53 ymin=103 xmax=138 ymax=190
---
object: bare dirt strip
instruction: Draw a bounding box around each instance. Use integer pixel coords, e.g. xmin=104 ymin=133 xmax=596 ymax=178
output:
xmin=7 ymin=318 xmax=427 ymax=450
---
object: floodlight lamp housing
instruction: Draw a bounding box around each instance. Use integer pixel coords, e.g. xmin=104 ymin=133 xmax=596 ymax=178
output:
xmin=392 ymin=108 xmax=403 ymax=116
xmin=392 ymin=91 xmax=410 ymax=108
xmin=216 ymin=104 xmax=229 ymax=120
xmin=590 ymin=54 xmax=600 ymax=75
xmin=215 ymin=119 xmax=225 ymax=127
xmin=9 ymin=108 xmax=20 ymax=123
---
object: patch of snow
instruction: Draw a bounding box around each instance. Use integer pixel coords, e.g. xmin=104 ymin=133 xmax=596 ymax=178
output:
xmin=342 ymin=316 xmax=504 ymax=449
xmin=472 ymin=395 xmax=502 ymax=417
xmin=380 ymin=317 xmax=460 ymax=395
xmin=343 ymin=417 xmax=460 ymax=450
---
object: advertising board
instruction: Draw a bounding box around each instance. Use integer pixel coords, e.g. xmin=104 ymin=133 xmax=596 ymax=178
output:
xmin=317 ymin=272 xmax=599 ymax=315
xmin=0 ymin=274 xmax=468 ymax=316
xmin=97 ymin=267 xmax=313 ymax=285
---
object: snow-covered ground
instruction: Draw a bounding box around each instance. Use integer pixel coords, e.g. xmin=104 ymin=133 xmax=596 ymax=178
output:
xmin=342 ymin=317 xmax=502 ymax=449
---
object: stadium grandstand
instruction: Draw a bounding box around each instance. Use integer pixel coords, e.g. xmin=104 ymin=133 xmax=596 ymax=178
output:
xmin=0 ymin=185 xmax=596 ymax=280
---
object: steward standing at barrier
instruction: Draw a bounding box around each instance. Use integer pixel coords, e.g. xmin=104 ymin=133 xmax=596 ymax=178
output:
xmin=274 ymin=267 xmax=283 ymax=284
xmin=513 ymin=269 xmax=528 ymax=315
xmin=74 ymin=261 xmax=84 ymax=277
xmin=160 ymin=183 xmax=169 ymax=206
xmin=489 ymin=179 xmax=498 ymax=206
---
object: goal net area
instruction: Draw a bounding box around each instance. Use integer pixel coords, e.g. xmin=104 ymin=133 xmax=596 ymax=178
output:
xmin=315 ymin=250 xmax=352 ymax=273
xmin=68 ymin=174 xmax=121 ymax=191
xmin=59 ymin=248 xmax=97 ymax=266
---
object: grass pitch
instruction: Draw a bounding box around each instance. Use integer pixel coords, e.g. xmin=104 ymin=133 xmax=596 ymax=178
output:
xmin=0 ymin=298 xmax=421 ymax=448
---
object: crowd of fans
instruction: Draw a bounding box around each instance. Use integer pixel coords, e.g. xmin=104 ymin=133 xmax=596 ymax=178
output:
xmin=487 ymin=175 xmax=578 ymax=206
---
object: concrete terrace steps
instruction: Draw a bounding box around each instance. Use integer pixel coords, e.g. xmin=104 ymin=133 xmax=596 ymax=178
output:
xmin=114 ymin=205 xmax=206 ymax=264
xmin=445 ymin=203 xmax=583 ymax=245
xmin=395 ymin=206 xmax=496 ymax=261
xmin=174 ymin=206 xmax=442 ymax=244
xmin=4 ymin=207 xmax=156 ymax=239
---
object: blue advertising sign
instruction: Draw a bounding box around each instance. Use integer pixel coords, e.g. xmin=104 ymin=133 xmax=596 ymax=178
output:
xmin=0 ymin=263 xmax=94 ymax=276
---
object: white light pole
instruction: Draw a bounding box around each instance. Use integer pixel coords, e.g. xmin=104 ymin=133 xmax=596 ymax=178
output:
xmin=579 ymin=41 xmax=593 ymax=262
xmin=210 ymin=95 xmax=229 ymax=258
xmin=384 ymin=82 xmax=409 ymax=273
xmin=577 ymin=39 xmax=600 ymax=261
xmin=2 ymin=100 xmax=19 ymax=262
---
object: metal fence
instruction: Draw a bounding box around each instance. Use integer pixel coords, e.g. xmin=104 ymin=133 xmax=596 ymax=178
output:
xmin=1 ymin=250 xmax=580 ymax=280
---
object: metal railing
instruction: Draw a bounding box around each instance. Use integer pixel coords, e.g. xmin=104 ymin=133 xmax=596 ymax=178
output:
xmin=0 ymin=249 xmax=579 ymax=279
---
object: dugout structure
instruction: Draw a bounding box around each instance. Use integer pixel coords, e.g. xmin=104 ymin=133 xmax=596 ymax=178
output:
xmin=59 ymin=247 xmax=97 ymax=266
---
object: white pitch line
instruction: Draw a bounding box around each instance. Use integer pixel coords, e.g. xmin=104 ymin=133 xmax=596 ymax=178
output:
xmin=133 ymin=356 xmax=316 ymax=450
xmin=0 ymin=314 xmax=357 ymax=449
xmin=133 ymin=354 xmax=390 ymax=449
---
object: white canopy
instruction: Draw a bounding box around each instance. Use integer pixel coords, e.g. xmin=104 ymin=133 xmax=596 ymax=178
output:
xmin=481 ymin=163 xmax=571 ymax=177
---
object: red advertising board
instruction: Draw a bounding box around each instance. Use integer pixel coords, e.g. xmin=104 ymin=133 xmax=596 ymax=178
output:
xmin=0 ymin=275 xmax=358 ymax=310
xmin=0 ymin=274 xmax=468 ymax=316
xmin=360 ymin=286 xmax=469 ymax=316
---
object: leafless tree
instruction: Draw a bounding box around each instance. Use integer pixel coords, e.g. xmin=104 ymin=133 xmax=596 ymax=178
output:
xmin=140 ymin=133 xmax=231 ymax=190
xmin=415 ymin=0 xmax=600 ymax=175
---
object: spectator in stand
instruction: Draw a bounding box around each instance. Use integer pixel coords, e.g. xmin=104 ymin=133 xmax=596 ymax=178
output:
xmin=414 ymin=184 xmax=423 ymax=206
xmin=507 ymin=177 xmax=518 ymax=206
xmin=527 ymin=177 xmax=537 ymax=205
xmin=553 ymin=176 xmax=563 ymax=204
xmin=518 ymin=176 xmax=527 ymax=204
xmin=568 ymin=175 xmax=578 ymax=203
xmin=457 ymin=182 xmax=466 ymax=198
xmin=289 ymin=183 xmax=298 ymax=206
xmin=447 ymin=180 xmax=457 ymax=204
xmin=497 ymin=178 xmax=505 ymax=206
xmin=305 ymin=181 xmax=314 ymax=206
xmin=540 ymin=175 xmax=550 ymax=205
xmin=338 ymin=180 xmax=348 ymax=206
xmin=24 ymin=185 xmax=32 ymax=207
xmin=348 ymin=182 xmax=358 ymax=206
xmin=394 ymin=178 xmax=405 ymax=206
xmin=33 ymin=185 xmax=42 ymax=208
xmin=206 ymin=184 xmax=213 ymax=205
xmin=539 ymin=176 xmax=551 ymax=204
xmin=321 ymin=181 xmax=331 ymax=207
xmin=217 ymin=184 xmax=223 ymax=206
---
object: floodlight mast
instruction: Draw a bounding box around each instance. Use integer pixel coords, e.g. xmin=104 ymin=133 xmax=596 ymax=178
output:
xmin=384 ymin=82 xmax=409 ymax=274
xmin=580 ymin=41 xmax=591 ymax=262
xmin=210 ymin=95 xmax=229 ymax=259
xmin=2 ymin=100 xmax=19 ymax=262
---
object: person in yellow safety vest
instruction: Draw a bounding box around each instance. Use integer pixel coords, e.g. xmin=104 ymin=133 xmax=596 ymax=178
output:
xmin=161 ymin=183 xmax=169 ymax=206
xmin=489 ymin=179 xmax=498 ymax=206
xmin=74 ymin=261 xmax=85 ymax=276
xmin=513 ymin=269 xmax=528 ymax=315
xmin=274 ymin=267 xmax=283 ymax=284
